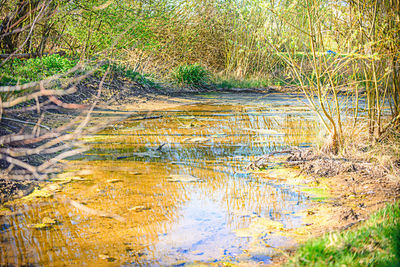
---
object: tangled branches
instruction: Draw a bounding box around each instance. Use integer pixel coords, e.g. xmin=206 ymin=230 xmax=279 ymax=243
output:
xmin=0 ymin=63 xmax=108 ymax=181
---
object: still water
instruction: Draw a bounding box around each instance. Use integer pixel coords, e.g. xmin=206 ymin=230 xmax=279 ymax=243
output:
xmin=1 ymin=92 xmax=321 ymax=266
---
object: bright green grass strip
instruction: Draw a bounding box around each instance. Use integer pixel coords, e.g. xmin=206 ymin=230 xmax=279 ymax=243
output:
xmin=287 ymin=201 xmax=400 ymax=267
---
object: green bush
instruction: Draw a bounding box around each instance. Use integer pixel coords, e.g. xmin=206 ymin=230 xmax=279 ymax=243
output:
xmin=172 ymin=64 xmax=210 ymax=87
xmin=0 ymin=54 xmax=77 ymax=86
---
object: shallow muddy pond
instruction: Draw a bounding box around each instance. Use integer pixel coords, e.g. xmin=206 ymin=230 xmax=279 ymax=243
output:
xmin=1 ymin=93 xmax=322 ymax=266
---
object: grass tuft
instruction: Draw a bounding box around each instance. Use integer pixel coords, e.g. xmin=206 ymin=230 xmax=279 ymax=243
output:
xmin=172 ymin=64 xmax=210 ymax=88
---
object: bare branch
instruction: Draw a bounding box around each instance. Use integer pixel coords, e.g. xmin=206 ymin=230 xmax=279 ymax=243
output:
xmin=37 ymin=147 xmax=88 ymax=173
xmin=2 ymin=117 xmax=50 ymax=131
xmin=0 ymin=154 xmax=42 ymax=180
xmin=2 ymin=86 xmax=77 ymax=108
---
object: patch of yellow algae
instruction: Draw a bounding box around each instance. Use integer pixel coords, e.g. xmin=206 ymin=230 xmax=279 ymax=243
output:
xmin=260 ymin=167 xmax=331 ymax=199
xmin=234 ymin=218 xmax=285 ymax=238
xmin=19 ymin=173 xmax=86 ymax=201
xmin=22 ymin=183 xmax=61 ymax=200
xmin=0 ymin=206 xmax=11 ymax=215
xmin=253 ymin=166 xmax=335 ymax=246
xmin=278 ymin=203 xmax=341 ymax=246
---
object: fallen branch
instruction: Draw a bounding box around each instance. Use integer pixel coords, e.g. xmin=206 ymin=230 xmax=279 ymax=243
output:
xmin=47 ymin=95 xmax=88 ymax=109
xmin=2 ymin=86 xmax=77 ymax=108
xmin=37 ymin=147 xmax=87 ymax=173
xmin=131 ymin=115 xmax=163 ymax=121
xmin=0 ymin=154 xmax=43 ymax=180
xmin=248 ymin=148 xmax=388 ymax=178
xmin=0 ymin=138 xmax=84 ymax=157
xmin=341 ymin=219 xmax=365 ymax=230
xmin=1 ymin=117 xmax=51 ymax=130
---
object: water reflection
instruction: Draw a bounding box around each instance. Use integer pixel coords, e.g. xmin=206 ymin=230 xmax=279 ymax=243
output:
xmin=1 ymin=93 xmax=320 ymax=265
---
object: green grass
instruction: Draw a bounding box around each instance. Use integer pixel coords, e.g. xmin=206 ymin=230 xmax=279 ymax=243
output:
xmin=287 ymin=201 xmax=400 ymax=266
xmin=0 ymin=54 xmax=77 ymax=86
xmin=0 ymin=55 xmax=160 ymax=91
xmin=172 ymin=64 xmax=210 ymax=88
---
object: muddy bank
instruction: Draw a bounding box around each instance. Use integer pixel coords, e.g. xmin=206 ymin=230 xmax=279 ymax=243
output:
xmin=249 ymin=148 xmax=400 ymax=265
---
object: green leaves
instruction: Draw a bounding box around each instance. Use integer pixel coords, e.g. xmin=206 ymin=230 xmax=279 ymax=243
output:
xmin=0 ymin=54 xmax=77 ymax=85
xmin=172 ymin=64 xmax=210 ymax=88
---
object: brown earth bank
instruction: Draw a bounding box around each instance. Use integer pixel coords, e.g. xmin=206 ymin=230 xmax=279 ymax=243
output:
xmin=249 ymin=148 xmax=400 ymax=265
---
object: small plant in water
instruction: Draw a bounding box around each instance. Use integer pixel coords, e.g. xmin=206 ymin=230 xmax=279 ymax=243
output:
xmin=172 ymin=64 xmax=210 ymax=88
